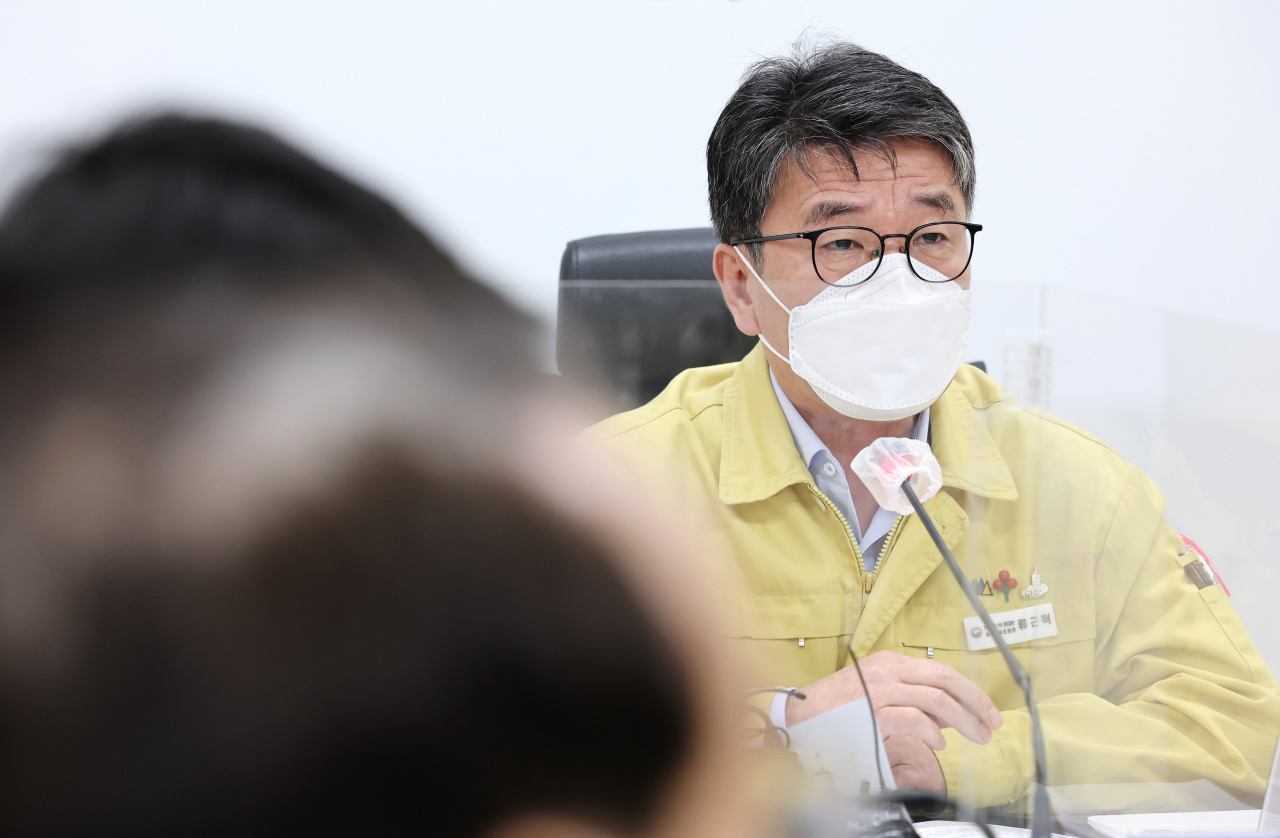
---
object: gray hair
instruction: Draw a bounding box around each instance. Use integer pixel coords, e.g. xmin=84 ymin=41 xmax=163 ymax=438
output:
xmin=707 ymin=39 xmax=976 ymax=263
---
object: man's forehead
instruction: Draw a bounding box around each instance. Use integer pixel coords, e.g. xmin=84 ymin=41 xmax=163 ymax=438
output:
xmin=790 ymin=142 xmax=955 ymax=189
xmin=769 ymin=141 xmax=965 ymax=220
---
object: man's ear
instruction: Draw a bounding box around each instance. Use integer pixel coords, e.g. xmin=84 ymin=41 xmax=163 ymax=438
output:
xmin=712 ymin=243 xmax=760 ymax=337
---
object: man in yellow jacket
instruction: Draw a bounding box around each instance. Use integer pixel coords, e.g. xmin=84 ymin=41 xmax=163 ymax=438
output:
xmin=592 ymin=41 xmax=1279 ymax=811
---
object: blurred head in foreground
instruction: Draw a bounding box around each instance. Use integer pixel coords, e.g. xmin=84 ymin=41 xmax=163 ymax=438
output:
xmin=0 ymin=443 xmax=699 ymax=837
xmin=0 ymin=110 xmax=536 ymax=361
xmin=0 ymin=113 xmax=756 ymax=837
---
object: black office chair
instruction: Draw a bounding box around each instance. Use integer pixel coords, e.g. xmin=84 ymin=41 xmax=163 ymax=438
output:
xmin=556 ymin=228 xmax=755 ymax=410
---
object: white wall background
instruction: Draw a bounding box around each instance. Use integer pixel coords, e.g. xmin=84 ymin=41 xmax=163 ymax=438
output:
xmin=3 ymin=1 xmax=1279 ymax=662
xmin=2 ymin=1 xmax=1277 ymax=328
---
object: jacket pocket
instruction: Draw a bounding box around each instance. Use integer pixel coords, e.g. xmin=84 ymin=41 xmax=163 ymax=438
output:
xmin=897 ymin=600 xmax=1097 ymax=707
xmin=731 ymin=592 xmax=848 ymax=640
xmin=729 ymin=593 xmax=850 ymax=690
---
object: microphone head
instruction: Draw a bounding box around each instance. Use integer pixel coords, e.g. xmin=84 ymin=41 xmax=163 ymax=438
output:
xmin=850 ymin=438 xmax=943 ymax=515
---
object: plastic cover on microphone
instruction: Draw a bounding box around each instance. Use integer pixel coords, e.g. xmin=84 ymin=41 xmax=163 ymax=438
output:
xmin=850 ymin=437 xmax=943 ymax=515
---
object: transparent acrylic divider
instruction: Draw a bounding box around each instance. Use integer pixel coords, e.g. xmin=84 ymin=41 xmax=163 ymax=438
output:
xmin=958 ymin=283 xmax=1280 ymax=822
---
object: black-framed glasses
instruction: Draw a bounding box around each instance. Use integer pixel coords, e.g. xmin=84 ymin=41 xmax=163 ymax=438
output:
xmin=732 ymin=221 xmax=983 ymax=286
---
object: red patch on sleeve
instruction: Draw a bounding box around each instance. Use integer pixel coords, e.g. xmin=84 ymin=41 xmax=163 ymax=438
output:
xmin=1180 ymin=535 xmax=1230 ymax=596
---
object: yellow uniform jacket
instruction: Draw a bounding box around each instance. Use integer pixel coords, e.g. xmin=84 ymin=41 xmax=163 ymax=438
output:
xmin=592 ymin=345 xmax=1280 ymax=809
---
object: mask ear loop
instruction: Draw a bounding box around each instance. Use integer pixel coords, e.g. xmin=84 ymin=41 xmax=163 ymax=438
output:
xmin=732 ymin=246 xmax=793 ymax=365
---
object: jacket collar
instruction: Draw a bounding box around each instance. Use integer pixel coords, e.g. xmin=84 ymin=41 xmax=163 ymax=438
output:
xmin=929 ymin=375 xmax=1019 ymax=502
xmin=718 ymin=345 xmax=1019 ymax=506
xmin=718 ymin=346 xmax=814 ymax=505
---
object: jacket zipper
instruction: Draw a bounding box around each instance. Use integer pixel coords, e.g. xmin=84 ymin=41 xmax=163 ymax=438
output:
xmin=808 ymin=485 xmax=864 ymax=569
xmin=808 ymin=485 xmax=909 ymax=642
xmin=862 ymin=514 xmax=907 ymax=595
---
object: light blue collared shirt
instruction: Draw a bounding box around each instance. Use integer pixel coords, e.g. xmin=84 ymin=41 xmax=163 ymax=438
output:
xmin=768 ymin=370 xmax=930 ymax=572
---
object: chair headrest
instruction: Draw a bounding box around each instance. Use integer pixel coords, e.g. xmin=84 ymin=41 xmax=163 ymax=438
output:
xmin=560 ymin=228 xmax=719 ymax=281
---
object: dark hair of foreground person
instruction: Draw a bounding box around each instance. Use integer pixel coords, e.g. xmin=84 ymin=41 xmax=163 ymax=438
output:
xmin=0 ymin=450 xmax=694 ymax=837
xmin=0 ymin=111 xmax=534 ymax=341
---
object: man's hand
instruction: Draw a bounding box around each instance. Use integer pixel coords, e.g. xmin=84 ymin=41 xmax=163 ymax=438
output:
xmin=885 ymin=736 xmax=946 ymax=793
xmin=785 ymin=649 xmax=1003 ymax=749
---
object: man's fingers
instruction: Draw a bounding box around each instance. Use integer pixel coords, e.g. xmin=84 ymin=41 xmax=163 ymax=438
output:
xmin=873 ymin=682 xmax=992 ymax=745
xmin=876 ymin=706 xmax=946 ymax=750
xmin=895 ymin=657 xmax=1003 ymax=730
xmin=809 ymin=652 xmax=1002 ymax=740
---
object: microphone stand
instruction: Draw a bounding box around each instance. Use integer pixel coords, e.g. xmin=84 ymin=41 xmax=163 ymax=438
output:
xmin=899 ymin=481 xmax=1053 ymax=838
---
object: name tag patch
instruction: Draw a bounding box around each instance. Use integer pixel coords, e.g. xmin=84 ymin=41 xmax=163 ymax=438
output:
xmin=964 ymin=603 xmax=1058 ymax=651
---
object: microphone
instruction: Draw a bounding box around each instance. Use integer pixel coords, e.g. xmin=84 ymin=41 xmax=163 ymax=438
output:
xmin=849 ymin=437 xmax=943 ymax=513
xmin=851 ymin=438 xmax=1054 ymax=838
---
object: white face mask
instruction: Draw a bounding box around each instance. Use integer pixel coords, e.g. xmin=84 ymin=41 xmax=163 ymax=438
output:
xmin=735 ymin=249 xmax=971 ymax=422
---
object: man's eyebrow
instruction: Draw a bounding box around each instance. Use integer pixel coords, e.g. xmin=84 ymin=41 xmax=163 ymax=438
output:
xmin=803 ymin=201 xmax=868 ymax=228
xmin=912 ymin=191 xmax=960 ymax=216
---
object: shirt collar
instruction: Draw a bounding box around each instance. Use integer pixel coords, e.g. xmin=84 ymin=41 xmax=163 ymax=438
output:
xmin=767 ymin=368 xmax=929 ymax=471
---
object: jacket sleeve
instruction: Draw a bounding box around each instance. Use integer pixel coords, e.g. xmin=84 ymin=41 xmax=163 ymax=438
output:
xmin=937 ymin=465 xmax=1280 ymax=811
